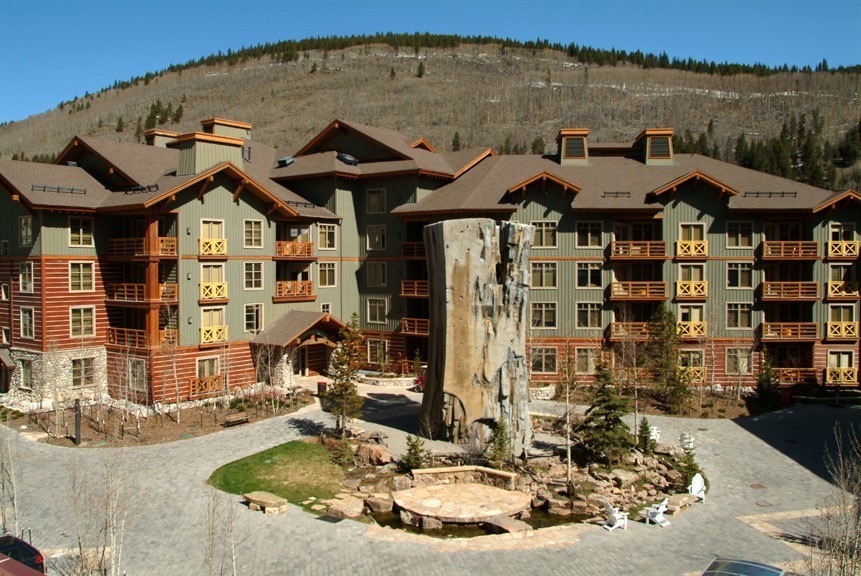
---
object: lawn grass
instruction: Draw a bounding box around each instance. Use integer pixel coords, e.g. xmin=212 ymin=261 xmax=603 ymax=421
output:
xmin=209 ymin=439 xmax=343 ymax=506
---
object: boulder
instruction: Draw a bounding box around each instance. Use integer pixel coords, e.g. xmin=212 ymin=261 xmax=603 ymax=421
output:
xmin=392 ymin=475 xmax=412 ymax=491
xmin=356 ymin=443 xmax=395 ymax=466
xmin=327 ymin=496 xmax=365 ymax=520
xmin=421 ymin=516 xmax=444 ymax=531
xmin=399 ymin=509 xmax=420 ymax=527
xmin=610 ymin=469 xmax=640 ymax=488
xmin=547 ymin=506 xmax=572 ymax=517
xmin=364 ymin=496 xmax=393 ymax=514
xmin=343 ymin=479 xmax=361 ymax=490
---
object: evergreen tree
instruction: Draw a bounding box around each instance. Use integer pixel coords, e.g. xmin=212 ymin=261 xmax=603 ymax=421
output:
xmin=451 ymin=131 xmax=461 ymax=151
xmin=416 ymin=61 xmax=425 ymax=78
xmin=646 ymin=303 xmax=680 ymax=399
xmin=172 ymin=104 xmax=183 ymax=124
xmin=488 ymin=418 xmax=512 ymax=466
xmin=531 ymin=136 xmax=545 ymax=155
xmin=734 ymin=133 xmax=749 ymax=165
xmin=322 ymin=313 xmax=364 ymax=437
xmin=582 ymin=364 xmax=633 ymax=465
xmin=637 ymin=416 xmax=654 ymax=453
xmin=134 ymin=117 xmax=143 ymax=142
xmin=755 ymin=347 xmax=780 ymax=411
xmin=115 ymin=117 xmax=124 ymax=133
xmin=389 ymin=66 xmax=396 ymax=79
xmin=400 ymin=434 xmax=428 ymax=471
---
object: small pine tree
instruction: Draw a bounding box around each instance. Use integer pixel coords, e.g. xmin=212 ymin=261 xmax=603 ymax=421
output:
xmin=310 ymin=62 xmax=318 ymax=74
xmin=755 ymin=348 xmax=781 ymax=411
xmin=531 ymin=136 xmax=545 ymax=155
xmin=172 ymin=104 xmax=183 ymax=124
xmin=646 ymin=303 xmax=681 ymax=406
xmin=134 ymin=117 xmax=143 ymax=142
xmin=322 ymin=313 xmax=364 ymax=437
xmin=582 ymin=364 xmax=633 ymax=465
xmin=451 ymin=131 xmax=461 ymax=152
xmin=401 ymin=434 xmax=427 ymax=471
xmin=411 ymin=349 xmax=422 ymax=376
xmin=637 ymin=416 xmax=654 ymax=453
xmin=416 ymin=61 xmax=425 ymax=78
xmin=488 ymin=418 xmax=511 ymax=466
xmin=115 ymin=117 xmax=125 ymax=133
xmin=389 ymin=67 xmax=396 ymax=79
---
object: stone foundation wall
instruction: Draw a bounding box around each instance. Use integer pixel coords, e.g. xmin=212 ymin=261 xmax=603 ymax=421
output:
xmin=411 ymin=465 xmax=519 ymax=490
xmin=10 ymin=346 xmax=107 ymax=402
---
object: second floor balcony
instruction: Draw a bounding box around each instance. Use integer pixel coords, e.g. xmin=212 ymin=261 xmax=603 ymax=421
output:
xmin=200 ymin=282 xmax=228 ymax=301
xmin=761 ymin=282 xmax=818 ymax=300
xmin=106 ymin=237 xmax=177 ymax=257
xmin=401 ymin=317 xmax=430 ymax=336
xmin=675 ymin=240 xmax=708 ymax=259
xmin=106 ymin=283 xmax=178 ymax=303
xmin=400 ymin=280 xmax=429 ymax=298
xmin=774 ymin=367 xmax=818 ymax=385
xmin=676 ymin=281 xmax=708 ymax=300
xmin=275 ymin=241 xmax=315 ymax=259
xmin=826 ymin=321 xmax=859 ymax=340
xmin=825 ymin=367 xmax=857 ymax=386
xmin=199 ymin=238 xmax=227 ymax=257
xmin=677 ymin=321 xmax=707 ymax=338
xmin=107 ymin=327 xmax=177 ymax=348
xmin=761 ymin=322 xmax=818 ymax=340
xmin=609 ymin=241 xmax=666 ymax=260
xmin=827 ymin=281 xmax=860 ymax=300
xmin=762 ymin=241 xmax=818 ymax=260
xmin=200 ymin=325 xmax=228 ymax=345
xmin=827 ymin=241 xmax=860 ymax=259
xmin=274 ymin=280 xmax=315 ymax=302
xmin=609 ymin=322 xmax=650 ymax=340
xmin=610 ymin=282 xmax=667 ymax=300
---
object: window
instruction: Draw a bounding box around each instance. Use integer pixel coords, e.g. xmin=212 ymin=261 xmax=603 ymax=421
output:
xmin=649 ymin=136 xmax=671 ymax=159
xmin=575 ymin=348 xmax=597 ymax=374
xmin=367 ymin=262 xmax=387 ymax=287
xmin=367 ymin=339 xmax=388 ymax=364
xmin=1 ymin=328 xmax=8 ymax=345
xmin=71 ymin=357 xmax=95 ymax=387
xmin=678 ymin=304 xmax=704 ymax=323
xmin=19 ymin=262 xmax=33 ymax=293
xmin=201 ymin=219 xmax=224 ymax=239
xmin=829 ymin=304 xmax=855 ymax=322
xmin=532 ymin=222 xmax=557 ymax=248
xmin=727 ymin=262 xmax=753 ymax=289
xmin=530 ymin=347 xmax=557 ymax=374
xmin=368 ymin=298 xmax=387 ymax=324
xmin=0 ymin=284 xmax=8 ymax=301
xmin=197 ymin=357 xmax=220 ymax=378
xmin=20 ymin=307 xmax=34 ymax=339
xmin=19 ymin=359 xmax=32 ymax=390
xmin=367 ymin=225 xmax=386 ymax=251
xmin=319 ymin=262 xmax=336 ymax=287
xmin=69 ymin=262 xmax=94 ymax=292
xmin=577 ymin=302 xmax=602 ymax=328
xmin=576 ymin=222 xmax=602 ymax=248
xmin=69 ymin=217 xmax=94 ymax=247
xmin=244 ymin=220 xmax=263 ymax=248
xmin=576 ymin=262 xmax=601 ymax=288
xmin=830 ymin=264 xmax=853 ymax=282
xmin=201 ymin=307 xmax=225 ymax=328
xmin=70 ymin=307 xmax=95 ymax=337
xmin=563 ymin=137 xmax=586 ymax=159
xmin=321 ymin=302 xmax=332 ymax=314
xmin=531 ymin=262 xmax=557 ymax=288
xmin=18 ymin=216 xmax=33 ymax=247
xmin=679 ymin=263 xmax=704 ymax=281
xmin=679 ymin=350 xmax=704 ymax=368
xmin=319 ymin=224 xmax=337 ymax=250
xmin=244 ymin=262 xmax=263 ymax=290
xmin=727 ymin=303 xmax=753 ymax=329
xmin=680 ymin=223 xmax=705 ymax=242
xmin=531 ymin=302 xmax=557 ymax=328
xmin=830 ymin=222 xmax=855 ymax=242
xmin=244 ymin=303 xmax=263 ymax=333
xmin=367 ymin=188 xmax=386 ymax=214
xmin=727 ymin=222 xmax=753 ymax=248
xmin=828 ymin=350 xmax=854 ymax=368
xmin=129 ymin=358 xmax=147 ymax=392
xmin=726 ymin=348 xmax=752 ymax=375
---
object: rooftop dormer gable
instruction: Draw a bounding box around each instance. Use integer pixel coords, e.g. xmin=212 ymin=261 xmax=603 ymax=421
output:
xmin=556 ymin=128 xmax=590 ymax=166
xmin=634 ymin=128 xmax=674 ymax=165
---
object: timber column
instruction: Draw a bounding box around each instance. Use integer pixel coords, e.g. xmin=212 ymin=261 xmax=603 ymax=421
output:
xmin=144 ymin=214 xmax=161 ymax=348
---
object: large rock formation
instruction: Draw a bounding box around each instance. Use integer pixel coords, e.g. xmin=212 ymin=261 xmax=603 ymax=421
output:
xmin=419 ymin=219 xmax=533 ymax=456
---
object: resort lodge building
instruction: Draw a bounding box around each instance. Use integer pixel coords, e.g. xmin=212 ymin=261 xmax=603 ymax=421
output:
xmin=0 ymin=117 xmax=858 ymax=403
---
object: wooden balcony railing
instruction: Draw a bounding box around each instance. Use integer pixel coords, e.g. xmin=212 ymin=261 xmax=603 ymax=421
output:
xmin=825 ymin=367 xmax=858 ymax=385
xmin=274 ymin=280 xmax=314 ymax=300
xmin=761 ymin=322 xmax=818 ymax=340
xmin=159 ymin=329 xmax=178 ymax=345
xmin=200 ymin=325 xmax=228 ymax=344
xmin=275 ymin=241 xmax=315 ymax=258
xmin=826 ymin=321 xmax=859 ymax=340
xmin=610 ymin=282 xmax=666 ymax=300
xmin=107 ymin=327 xmax=177 ymax=348
xmin=761 ymin=282 xmax=818 ymax=300
xmin=200 ymin=282 xmax=228 ymax=300
xmin=189 ymin=375 xmax=223 ymax=399
xmin=401 ymin=318 xmax=430 ymax=336
xmin=402 ymin=242 xmax=426 ymax=259
xmin=676 ymin=281 xmax=708 ymax=299
xmin=199 ymin=238 xmax=227 ymax=256
xmin=106 ymin=237 xmax=177 ymax=257
xmin=677 ymin=321 xmax=707 ymax=338
xmin=762 ymin=241 xmax=818 ymax=259
xmin=106 ymin=283 xmax=178 ymax=302
xmin=400 ymin=280 xmax=430 ymax=298
xmin=827 ymin=241 xmax=860 ymax=259
xmin=679 ymin=366 xmax=706 ymax=383
xmin=160 ymin=283 xmax=178 ymax=300
xmin=827 ymin=281 xmax=860 ymax=299
xmin=774 ymin=367 xmax=818 ymax=385
xmin=676 ymin=240 xmax=708 ymax=258
xmin=609 ymin=241 xmax=666 ymax=260
xmin=610 ymin=322 xmax=650 ymax=339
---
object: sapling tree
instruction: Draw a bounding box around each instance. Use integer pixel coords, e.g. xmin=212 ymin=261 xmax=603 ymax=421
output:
xmin=322 ymin=313 xmax=364 ymax=437
xmin=582 ymin=363 xmax=633 ymax=465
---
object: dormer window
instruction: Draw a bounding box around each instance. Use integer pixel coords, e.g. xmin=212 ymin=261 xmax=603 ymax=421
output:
xmin=649 ymin=136 xmax=671 ymax=159
xmin=636 ymin=128 xmax=674 ymax=165
xmin=563 ymin=137 xmax=587 ymax=160
xmin=556 ymin=128 xmax=589 ymax=166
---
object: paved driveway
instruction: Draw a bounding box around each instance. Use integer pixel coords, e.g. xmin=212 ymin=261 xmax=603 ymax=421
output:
xmin=4 ymin=394 xmax=859 ymax=576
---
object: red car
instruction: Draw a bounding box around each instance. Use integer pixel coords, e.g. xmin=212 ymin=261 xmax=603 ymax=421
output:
xmin=414 ymin=365 xmax=427 ymax=392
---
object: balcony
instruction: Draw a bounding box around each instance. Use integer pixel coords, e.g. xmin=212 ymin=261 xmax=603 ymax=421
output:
xmin=609 ymin=241 xmax=666 ymax=260
xmin=199 ymin=238 xmax=227 ymax=257
xmin=107 ymin=327 xmax=177 ymax=348
xmin=274 ymin=280 xmax=315 ymax=302
xmin=106 ymin=237 xmax=177 ymax=257
xmin=106 ymin=283 xmax=178 ymax=303
xmin=200 ymin=325 xmax=228 ymax=344
xmin=402 ymin=242 xmax=426 ymax=259
xmin=826 ymin=321 xmax=859 ymax=340
xmin=199 ymin=282 xmax=228 ymax=301
xmin=677 ymin=321 xmax=707 ymax=338
xmin=827 ymin=281 xmax=860 ymax=300
xmin=761 ymin=322 xmax=818 ymax=340
xmin=827 ymin=241 xmax=860 ymax=260
xmin=679 ymin=366 xmax=706 ymax=384
xmin=774 ymin=367 xmax=818 ymax=385
xmin=675 ymin=241 xmax=708 ymax=259
xmin=400 ymin=280 xmax=429 ymax=298
xmin=401 ymin=318 xmax=430 ymax=336
xmin=609 ymin=282 xmax=666 ymax=301
xmin=761 ymin=282 xmax=818 ymax=300
xmin=762 ymin=241 xmax=818 ymax=260
xmin=189 ymin=375 xmax=223 ymax=399
xmin=825 ymin=367 xmax=857 ymax=386
xmin=275 ymin=241 xmax=315 ymax=259
xmin=676 ymin=281 xmax=708 ymax=300
xmin=609 ymin=322 xmax=650 ymax=340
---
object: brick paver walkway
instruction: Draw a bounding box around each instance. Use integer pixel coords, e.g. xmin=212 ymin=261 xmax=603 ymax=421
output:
xmin=4 ymin=389 xmax=859 ymax=575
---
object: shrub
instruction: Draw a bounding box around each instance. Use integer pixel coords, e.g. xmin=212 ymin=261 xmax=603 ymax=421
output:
xmin=401 ymin=434 xmax=427 ymax=472
xmin=637 ymin=416 xmax=654 ymax=453
xmin=488 ymin=419 xmax=512 ymax=466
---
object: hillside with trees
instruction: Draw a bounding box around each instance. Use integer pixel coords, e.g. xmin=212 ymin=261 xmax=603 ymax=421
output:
xmin=1 ymin=34 xmax=859 ymax=189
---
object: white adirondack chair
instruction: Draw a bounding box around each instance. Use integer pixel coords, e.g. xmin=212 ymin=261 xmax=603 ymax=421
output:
xmin=645 ymin=498 xmax=671 ymax=527
xmin=602 ymin=501 xmax=629 ymax=531
xmin=649 ymin=425 xmax=660 ymax=444
xmin=688 ymin=472 xmax=706 ymax=503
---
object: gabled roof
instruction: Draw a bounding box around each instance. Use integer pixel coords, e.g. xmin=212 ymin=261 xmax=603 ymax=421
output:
xmin=813 ymin=189 xmax=861 ymax=213
xmin=0 ymin=159 xmax=110 ymax=211
xmin=251 ymin=310 xmax=345 ymax=347
xmin=652 ymin=170 xmax=739 ymax=197
xmin=56 ymin=135 xmax=178 ymax=187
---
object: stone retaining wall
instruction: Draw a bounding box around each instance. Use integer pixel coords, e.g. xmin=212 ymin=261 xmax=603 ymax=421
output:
xmin=357 ymin=375 xmax=415 ymax=387
xmin=411 ymin=465 xmax=518 ymax=490
xmin=529 ymin=385 xmax=556 ymax=401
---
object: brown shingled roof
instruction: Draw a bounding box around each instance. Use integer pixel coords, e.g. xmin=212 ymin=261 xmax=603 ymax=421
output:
xmin=0 ymin=159 xmax=109 ymax=210
xmin=251 ymin=310 xmax=345 ymax=347
xmin=59 ymin=135 xmax=178 ymax=186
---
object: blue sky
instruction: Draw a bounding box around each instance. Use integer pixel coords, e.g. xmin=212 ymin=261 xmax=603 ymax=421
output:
xmin=1 ymin=0 xmax=859 ymax=123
